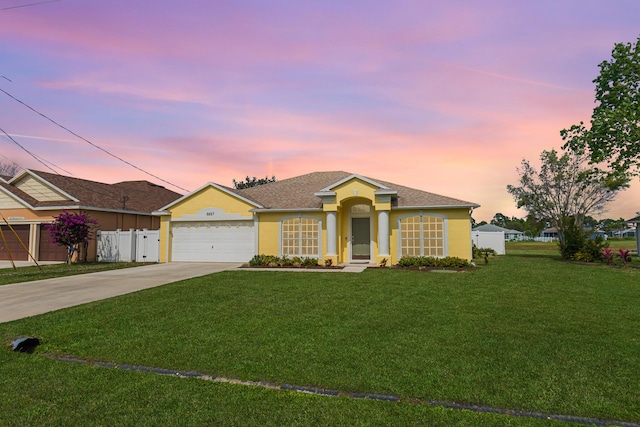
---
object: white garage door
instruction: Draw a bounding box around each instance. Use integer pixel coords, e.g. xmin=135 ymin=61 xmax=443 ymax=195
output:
xmin=171 ymin=221 xmax=255 ymax=262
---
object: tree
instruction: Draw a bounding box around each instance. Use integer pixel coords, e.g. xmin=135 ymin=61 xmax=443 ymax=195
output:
xmin=490 ymin=213 xmax=510 ymax=228
xmin=523 ymin=214 xmax=546 ymax=239
xmin=507 ymin=149 xmax=628 ymax=259
xmin=563 ymin=37 xmax=640 ymax=177
xmin=0 ymin=160 xmax=19 ymax=177
xmin=44 ymin=211 xmax=98 ymax=263
xmin=232 ymin=175 xmax=277 ymax=189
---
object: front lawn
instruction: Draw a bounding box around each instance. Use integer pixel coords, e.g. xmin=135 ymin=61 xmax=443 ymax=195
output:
xmin=0 ymin=262 xmax=149 ymax=286
xmin=1 ymin=253 xmax=639 ymax=425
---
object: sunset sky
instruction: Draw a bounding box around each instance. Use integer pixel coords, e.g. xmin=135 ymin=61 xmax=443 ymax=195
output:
xmin=1 ymin=0 xmax=639 ymax=222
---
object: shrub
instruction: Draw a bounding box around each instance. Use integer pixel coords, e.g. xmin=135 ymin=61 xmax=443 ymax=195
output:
xmin=601 ymin=248 xmax=615 ymax=265
xmin=249 ymin=255 xmax=320 ymax=267
xmin=475 ymin=247 xmax=497 ymax=264
xmin=301 ymin=257 xmax=319 ymax=267
xmin=572 ymin=235 xmax=608 ymax=263
xmin=558 ymin=217 xmax=586 ymax=260
xmin=397 ymin=256 xmax=470 ymax=268
xmin=617 ymin=249 xmax=632 ymax=267
xmin=248 ymin=254 xmax=278 ymax=266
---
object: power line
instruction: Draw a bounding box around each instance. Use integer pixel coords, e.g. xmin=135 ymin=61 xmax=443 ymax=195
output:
xmin=0 ymin=128 xmax=157 ymax=205
xmin=1 ymin=0 xmax=62 ymax=11
xmin=0 ymin=126 xmax=62 ymax=175
xmin=0 ymin=133 xmax=75 ymax=175
xmin=0 ymin=87 xmax=189 ymax=192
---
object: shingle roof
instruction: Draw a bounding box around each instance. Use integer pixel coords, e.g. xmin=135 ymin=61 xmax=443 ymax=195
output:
xmin=231 ymin=171 xmax=478 ymax=210
xmin=3 ymin=170 xmax=182 ymax=213
xmin=473 ymin=224 xmax=523 ymax=233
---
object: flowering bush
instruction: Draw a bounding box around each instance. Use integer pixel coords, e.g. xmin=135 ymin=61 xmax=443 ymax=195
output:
xmin=44 ymin=211 xmax=98 ymax=263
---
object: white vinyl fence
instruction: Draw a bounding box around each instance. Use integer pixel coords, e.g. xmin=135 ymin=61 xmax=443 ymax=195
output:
xmin=96 ymin=229 xmax=160 ymax=262
xmin=471 ymin=230 xmax=506 ymax=255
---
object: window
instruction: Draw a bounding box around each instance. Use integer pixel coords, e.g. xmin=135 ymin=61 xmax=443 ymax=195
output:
xmin=399 ymin=214 xmax=445 ymax=257
xmin=351 ymin=204 xmax=371 ymax=214
xmin=281 ymin=217 xmax=320 ymax=257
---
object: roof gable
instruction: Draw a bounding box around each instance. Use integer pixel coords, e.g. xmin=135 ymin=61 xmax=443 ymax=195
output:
xmin=159 ymin=182 xmax=262 ymax=212
xmin=0 ymin=184 xmax=30 ymax=208
xmin=318 ymin=174 xmax=393 ymax=192
xmin=11 ymin=170 xmax=77 ymax=203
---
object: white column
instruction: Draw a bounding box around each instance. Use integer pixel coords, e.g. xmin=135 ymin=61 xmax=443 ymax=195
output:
xmin=377 ymin=210 xmax=390 ymax=256
xmin=326 ymin=211 xmax=337 ymax=255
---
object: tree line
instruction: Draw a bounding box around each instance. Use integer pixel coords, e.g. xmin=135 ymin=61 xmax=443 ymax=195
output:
xmin=473 ymin=213 xmax=635 ymax=239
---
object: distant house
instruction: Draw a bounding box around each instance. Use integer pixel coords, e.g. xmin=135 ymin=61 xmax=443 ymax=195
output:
xmin=0 ymin=169 xmax=182 ymax=262
xmin=611 ymin=228 xmax=637 ymax=238
xmin=627 ymin=215 xmax=640 ymax=256
xmin=540 ymin=227 xmax=559 ymax=241
xmin=473 ymin=224 xmax=525 ymax=241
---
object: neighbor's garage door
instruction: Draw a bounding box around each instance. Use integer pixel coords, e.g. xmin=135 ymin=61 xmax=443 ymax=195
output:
xmin=0 ymin=225 xmax=30 ymax=261
xmin=171 ymin=221 xmax=255 ymax=262
xmin=38 ymin=226 xmax=68 ymax=261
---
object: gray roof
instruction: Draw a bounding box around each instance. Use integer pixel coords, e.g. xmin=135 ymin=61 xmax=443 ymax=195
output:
xmin=473 ymin=224 xmax=523 ymax=234
xmin=230 ymin=171 xmax=479 ymax=210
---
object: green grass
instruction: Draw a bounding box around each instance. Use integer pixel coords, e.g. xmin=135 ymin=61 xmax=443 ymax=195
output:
xmin=506 ymin=239 xmax=639 ymax=262
xmin=1 ymin=249 xmax=640 ymax=425
xmin=0 ymin=262 xmax=149 ymax=286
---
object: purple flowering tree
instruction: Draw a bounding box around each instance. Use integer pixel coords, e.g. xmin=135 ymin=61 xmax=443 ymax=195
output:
xmin=45 ymin=211 xmax=98 ymax=264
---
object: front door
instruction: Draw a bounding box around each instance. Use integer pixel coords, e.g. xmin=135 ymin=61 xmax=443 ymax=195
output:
xmin=352 ymin=218 xmax=370 ymax=260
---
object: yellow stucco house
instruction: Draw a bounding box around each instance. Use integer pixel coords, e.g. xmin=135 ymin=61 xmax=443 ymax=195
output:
xmin=156 ymin=172 xmax=479 ymax=265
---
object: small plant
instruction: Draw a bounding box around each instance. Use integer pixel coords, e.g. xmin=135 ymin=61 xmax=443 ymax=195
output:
xmin=601 ymin=248 xmax=615 ymax=265
xmin=302 ymin=257 xmax=319 ymax=267
xmin=324 ymin=258 xmax=333 ymax=267
xmin=379 ymin=258 xmax=388 ymax=268
xmin=573 ymin=251 xmax=594 ymax=263
xmin=617 ymin=249 xmax=632 ymax=268
xmin=473 ymin=247 xmax=497 ymax=265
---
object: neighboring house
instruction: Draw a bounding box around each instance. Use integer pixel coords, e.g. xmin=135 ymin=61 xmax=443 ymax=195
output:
xmin=472 ymin=224 xmax=525 ymax=241
xmin=611 ymin=228 xmax=636 ymax=238
xmin=155 ymin=171 xmax=480 ymax=264
xmin=628 ymin=215 xmax=640 ymax=256
xmin=540 ymin=227 xmax=560 ymax=241
xmin=0 ymin=169 xmax=182 ymax=262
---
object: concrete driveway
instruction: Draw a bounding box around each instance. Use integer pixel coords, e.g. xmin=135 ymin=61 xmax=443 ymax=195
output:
xmin=0 ymin=262 xmax=240 ymax=323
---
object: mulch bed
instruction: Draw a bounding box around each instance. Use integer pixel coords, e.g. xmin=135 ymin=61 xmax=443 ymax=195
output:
xmin=370 ymin=266 xmax=476 ymax=272
xmin=241 ymin=265 xmax=344 ymax=270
